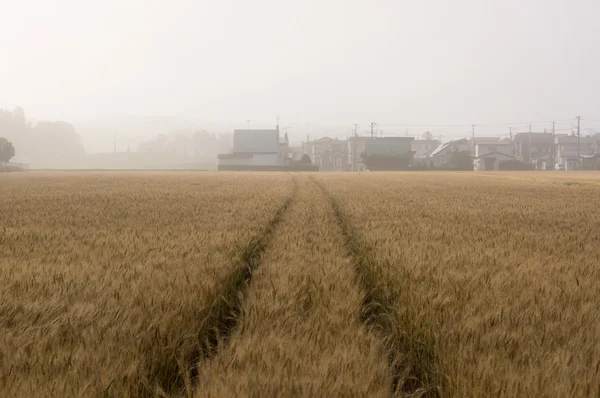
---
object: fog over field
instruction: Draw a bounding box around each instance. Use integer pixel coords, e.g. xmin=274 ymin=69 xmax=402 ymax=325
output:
xmin=2 ymin=0 xmax=600 ymax=158
xmin=2 ymin=1 xmax=600 ymax=396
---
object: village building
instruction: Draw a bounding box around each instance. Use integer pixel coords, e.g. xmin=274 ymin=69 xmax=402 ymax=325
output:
xmin=303 ymin=137 xmax=348 ymax=171
xmin=429 ymin=138 xmax=470 ymax=167
xmin=473 ymin=140 xmax=514 ymax=171
xmin=361 ymin=137 xmax=415 ymax=170
xmin=514 ymin=132 xmax=554 ymax=170
xmin=412 ymin=139 xmax=440 ymax=167
xmin=555 ymin=135 xmax=595 ymax=171
xmin=217 ymin=128 xmax=289 ymax=169
xmin=348 ymin=136 xmax=370 ymax=171
xmin=429 ymin=137 xmax=500 ymax=168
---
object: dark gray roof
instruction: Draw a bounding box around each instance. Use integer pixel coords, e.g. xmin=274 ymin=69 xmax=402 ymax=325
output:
xmin=233 ymin=129 xmax=280 ymax=153
xmin=366 ymin=137 xmax=414 ymax=154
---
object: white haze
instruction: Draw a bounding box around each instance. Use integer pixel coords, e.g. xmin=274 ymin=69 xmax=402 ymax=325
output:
xmin=1 ymin=0 xmax=600 ymax=152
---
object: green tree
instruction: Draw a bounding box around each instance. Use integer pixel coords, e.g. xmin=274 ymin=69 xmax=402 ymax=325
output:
xmin=300 ymin=154 xmax=312 ymax=164
xmin=0 ymin=137 xmax=16 ymax=169
xmin=449 ymin=149 xmax=473 ymax=170
xmin=361 ymin=152 xmax=412 ymax=171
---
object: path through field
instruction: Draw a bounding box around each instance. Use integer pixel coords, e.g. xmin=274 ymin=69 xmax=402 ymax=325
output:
xmin=195 ymin=175 xmax=393 ymax=396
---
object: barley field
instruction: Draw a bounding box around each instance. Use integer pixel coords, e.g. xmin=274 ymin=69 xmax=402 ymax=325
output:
xmin=1 ymin=171 xmax=599 ymax=397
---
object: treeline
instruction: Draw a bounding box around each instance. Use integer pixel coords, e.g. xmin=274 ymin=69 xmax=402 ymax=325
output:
xmin=0 ymin=107 xmax=85 ymax=168
xmin=138 ymin=130 xmax=232 ymax=160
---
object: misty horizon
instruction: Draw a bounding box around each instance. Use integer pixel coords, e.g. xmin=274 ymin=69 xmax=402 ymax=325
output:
xmin=3 ymin=1 xmax=600 ymax=131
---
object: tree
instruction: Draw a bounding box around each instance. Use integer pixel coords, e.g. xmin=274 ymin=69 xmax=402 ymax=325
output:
xmin=361 ymin=152 xmax=412 ymax=171
xmin=0 ymin=137 xmax=16 ymax=169
xmin=449 ymin=149 xmax=473 ymax=170
xmin=422 ymin=131 xmax=435 ymax=141
xmin=299 ymin=154 xmax=312 ymax=164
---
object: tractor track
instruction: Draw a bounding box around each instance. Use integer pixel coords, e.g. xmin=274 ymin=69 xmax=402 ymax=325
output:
xmin=310 ymin=176 xmax=438 ymax=397
xmin=154 ymin=175 xmax=299 ymax=396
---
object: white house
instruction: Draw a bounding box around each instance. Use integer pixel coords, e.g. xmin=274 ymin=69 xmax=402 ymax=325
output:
xmin=218 ymin=128 xmax=283 ymax=168
xmin=474 ymin=141 xmax=514 ymax=171
xmin=429 ymin=138 xmax=470 ymax=167
xmin=429 ymin=137 xmax=501 ymax=168
xmin=555 ymin=135 xmax=594 ymax=171
xmin=412 ymin=139 xmax=440 ymax=167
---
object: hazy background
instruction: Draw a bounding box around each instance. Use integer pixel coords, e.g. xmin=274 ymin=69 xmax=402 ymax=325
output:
xmin=2 ymin=0 xmax=600 ymax=154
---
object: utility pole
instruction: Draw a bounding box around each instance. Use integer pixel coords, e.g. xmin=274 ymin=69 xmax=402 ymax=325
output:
xmin=577 ymin=116 xmax=581 ymax=171
xmin=246 ymin=119 xmax=251 ymax=129
xmin=509 ymin=127 xmax=514 ymax=158
xmin=552 ymin=121 xmax=556 ymax=169
xmin=528 ymin=124 xmax=532 ymax=167
xmin=471 ymin=125 xmax=475 ymax=156
xmin=509 ymin=127 xmax=515 ymax=171
xmin=370 ymin=122 xmax=376 ymax=139
xmin=353 ymin=124 xmax=359 ymax=172
xmin=305 ymin=133 xmax=310 ymax=161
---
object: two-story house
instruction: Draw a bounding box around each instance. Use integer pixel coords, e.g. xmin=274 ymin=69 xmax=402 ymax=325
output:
xmin=555 ymin=135 xmax=595 ymax=170
xmin=361 ymin=137 xmax=415 ymax=170
xmin=304 ymin=137 xmax=348 ymax=171
xmin=515 ymin=132 xmax=554 ymax=169
xmin=217 ymin=128 xmax=282 ymax=169
xmin=474 ymin=141 xmax=514 ymax=171
xmin=348 ymin=136 xmax=370 ymax=171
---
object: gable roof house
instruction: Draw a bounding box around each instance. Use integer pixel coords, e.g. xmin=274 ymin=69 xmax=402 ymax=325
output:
xmin=555 ymin=134 xmax=595 ymax=171
xmin=412 ymin=139 xmax=440 ymax=167
xmin=474 ymin=140 xmax=515 ymax=171
xmin=218 ymin=128 xmax=284 ymax=170
xmin=304 ymin=137 xmax=348 ymax=171
xmin=412 ymin=139 xmax=440 ymax=157
xmin=515 ymin=132 xmax=554 ymax=169
xmin=362 ymin=137 xmax=415 ymax=170
xmin=429 ymin=138 xmax=470 ymax=167
xmin=429 ymin=137 xmax=500 ymax=168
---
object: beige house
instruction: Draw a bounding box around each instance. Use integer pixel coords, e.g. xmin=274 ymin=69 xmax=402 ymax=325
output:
xmin=304 ymin=137 xmax=349 ymax=171
xmin=474 ymin=141 xmax=514 ymax=171
xmin=348 ymin=136 xmax=370 ymax=171
xmin=555 ymin=135 xmax=595 ymax=171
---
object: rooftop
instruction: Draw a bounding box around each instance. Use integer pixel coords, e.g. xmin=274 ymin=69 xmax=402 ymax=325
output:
xmin=366 ymin=137 xmax=414 ymax=155
xmin=232 ymin=129 xmax=280 ymax=153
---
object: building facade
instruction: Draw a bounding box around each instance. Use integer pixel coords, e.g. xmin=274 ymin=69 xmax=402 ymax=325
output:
xmin=555 ymin=135 xmax=595 ymax=171
xmin=362 ymin=137 xmax=415 ymax=170
xmin=474 ymin=141 xmax=514 ymax=171
xmin=348 ymin=136 xmax=369 ymax=171
xmin=304 ymin=137 xmax=349 ymax=171
xmin=515 ymin=132 xmax=554 ymax=169
xmin=218 ymin=128 xmax=285 ymax=168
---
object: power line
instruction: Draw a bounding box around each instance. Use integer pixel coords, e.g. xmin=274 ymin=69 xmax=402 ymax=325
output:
xmin=377 ymin=119 xmax=576 ymax=128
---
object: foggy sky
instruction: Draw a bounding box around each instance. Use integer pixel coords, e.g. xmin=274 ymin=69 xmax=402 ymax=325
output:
xmin=2 ymin=0 xmax=600 ymax=142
